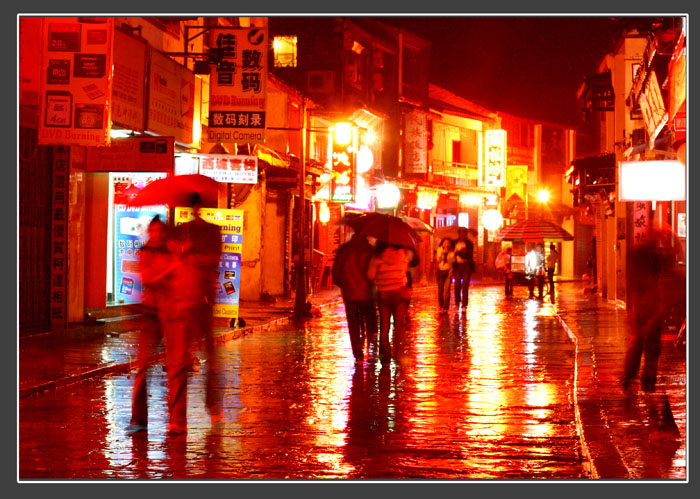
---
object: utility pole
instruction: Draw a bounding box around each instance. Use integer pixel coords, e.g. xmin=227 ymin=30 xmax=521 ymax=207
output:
xmin=293 ymin=98 xmax=308 ymax=318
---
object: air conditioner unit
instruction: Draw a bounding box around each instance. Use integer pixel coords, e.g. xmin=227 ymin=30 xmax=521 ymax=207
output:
xmin=307 ymin=70 xmax=335 ymax=94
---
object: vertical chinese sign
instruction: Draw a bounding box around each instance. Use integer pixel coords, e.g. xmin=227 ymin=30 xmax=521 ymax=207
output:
xmin=482 ymin=130 xmax=506 ymax=187
xmin=404 ymin=112 xmax=427 ymax=174
xmin=50 ymin=146 xmax=69 ymax=326
xmin=175 ymin=208 xmax=245 ymax=320
xmin=330 ymin=125 xmax=356 ymax=203
xmin=632 ymin=201 xmax=651 ymax=247
xmin=39 ymin=17 xmax=114 ymax=146
xmin=208 ymin=27 xmax=267 ymax=145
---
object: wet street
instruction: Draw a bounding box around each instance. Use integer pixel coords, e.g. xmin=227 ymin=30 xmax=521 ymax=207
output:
xmin=20 ymin=285 xmax=585 ymax=479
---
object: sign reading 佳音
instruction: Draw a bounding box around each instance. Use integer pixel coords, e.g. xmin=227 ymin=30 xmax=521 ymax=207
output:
xmin=208 ymin=27 xmax=267 ymax=145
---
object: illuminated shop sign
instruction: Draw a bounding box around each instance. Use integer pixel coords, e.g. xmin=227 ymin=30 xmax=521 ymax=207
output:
xmin=482 ymin=130 xmax=506 ymax=187
xmin=416 ymin=190 xmax=438 ymax=210
xmin=330 ymin=124 xmax=356 ymax=203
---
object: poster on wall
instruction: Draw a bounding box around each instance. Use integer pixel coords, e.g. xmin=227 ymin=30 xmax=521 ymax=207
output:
xmin=175 ymin=207 xmax=244 ymax=319
xmin=38 ymin=16 xmax=114 ymax=146
xmin=147 ymin=49 xmax=196 ymax=147
xmin=113 ymin=204 xmax=168 ymax=305
xmin=208 ymin=27 xmax=267 ymax=145
xmin=111 ymin=28 xmax=147 ymax=131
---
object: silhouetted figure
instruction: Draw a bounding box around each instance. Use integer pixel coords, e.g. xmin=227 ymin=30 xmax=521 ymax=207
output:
xmin=504 ymin=247 xmax=514 ymax=298
xmin=452 ymin=228 xmax=475 ymax=309
xmin=164 ymin=193 xmax=222 ymax=434
xmin=435 ymin=238 xmax=455 ymax=311
xmin=623 ymin=229 xmax=684 ymax=392
xmin=546 ymin=243 xmax=559 ymax=302
xmin=128 ymin=215 xmax=172 ymax=434
xmin=332 ymin=232 xmax=378 ymax=363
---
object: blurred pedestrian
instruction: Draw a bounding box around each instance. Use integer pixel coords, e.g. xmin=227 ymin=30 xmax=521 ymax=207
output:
xmin=367 ymin=241 xmax=412 ymax=363
xmin=587 ymin=237 xmax=597 ymax=291
xmin=452 ymin=228 xmax=475 ymax=309
xmin=623 ymin=229 xmax=685 ymax=392
xmin=127 ymin=215 xmax=172 ymax=434
xmin=504 ymin=247 xmax=514 ymax=298
xmin=526 ymin=243 xmax=545 ymax=299
xmin=495 ymin=247 xmax=508 ymax=280
xmin=163 ymin=193 xmax=223 ymax=434
xmin=332 ymin=231 xmax=378 ymax=363
xmin=546 ymin=243 xmax=559 ymax=302
xmin=435 ymin=238 xmax=455 ymax=311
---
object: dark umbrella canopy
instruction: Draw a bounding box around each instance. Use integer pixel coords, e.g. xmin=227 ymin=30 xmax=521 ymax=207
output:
xmin=359 ymin=214 xmax=421 ymax=250
xmin=494 ymin=219 xmax=574 ymax=242
xmin=338 ymin=211 xmax=388 ymax=233
xmin=433 ymin=225 xmax=476 ymax=241
xmin=126 ymin=174 xmax=220 ymax=208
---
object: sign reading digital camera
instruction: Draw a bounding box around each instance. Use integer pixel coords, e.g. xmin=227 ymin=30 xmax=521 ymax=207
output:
xmin=481 ymin=130 xmax=507 ymax=187
xmin=330 ymin=123 xmax=357 ymax=203
xmin=208 ymin=27 xmax=267 ymax=145
xmin=180 ymin=153 xmax=258 ymax=184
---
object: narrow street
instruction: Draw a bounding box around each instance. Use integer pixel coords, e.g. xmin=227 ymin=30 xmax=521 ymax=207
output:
xmin=20 ymin=284 xmax=585 ymax=479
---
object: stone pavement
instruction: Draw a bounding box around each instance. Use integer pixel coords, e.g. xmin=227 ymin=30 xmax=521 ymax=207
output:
xmin=18 ymin=279 xmax=687 ymax=479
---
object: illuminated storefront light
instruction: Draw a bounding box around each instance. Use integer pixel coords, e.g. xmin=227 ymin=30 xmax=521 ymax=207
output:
xmin=458 ymin=213 xmax=470 ymax=228
xmin=356 ymin=144 xmax=374 ymax=174
xmin=318 ymin=202 xmax=330 ymax=223
xmin=619 ymin=160 xmax=686 ymax=201
xmin=538 ymin=189 xmax=549 ymax=203
xmin=481 ymin=129 xmax=507 ymax=187
xmin=376 ymin=183 xmax=401 ymax=209
xmin=482 ymin=209 xmax=503 ymax=231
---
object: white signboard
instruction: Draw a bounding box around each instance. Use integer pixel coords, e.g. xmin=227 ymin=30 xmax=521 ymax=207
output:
xmin=181 ymin=153 xmax=259 ymax=184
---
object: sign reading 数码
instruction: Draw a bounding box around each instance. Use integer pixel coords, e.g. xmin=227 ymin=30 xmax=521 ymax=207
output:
xmin=39 ymin=17 xmax=114 ymax=146
xmin=208 ymin=27 xmax=267 ymax=145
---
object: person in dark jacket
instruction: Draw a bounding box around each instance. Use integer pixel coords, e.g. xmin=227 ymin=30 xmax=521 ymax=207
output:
xmin=452 ymin=228 xmax=475 ymax=309
xmin=332 ymin=231 xmax=378 ymax=363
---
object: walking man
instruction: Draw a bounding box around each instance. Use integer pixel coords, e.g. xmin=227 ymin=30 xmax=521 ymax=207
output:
xmin=332 ymin=231 xmax=378 ymax=363
xmin=546 ymin=243 xmax=559 ymax=302
xmin=452 ymin=228 xmax=475 ymax=309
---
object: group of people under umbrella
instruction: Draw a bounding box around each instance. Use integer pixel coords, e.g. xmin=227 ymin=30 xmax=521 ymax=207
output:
xmin=332 ymin=213 xmax=477 ymax=364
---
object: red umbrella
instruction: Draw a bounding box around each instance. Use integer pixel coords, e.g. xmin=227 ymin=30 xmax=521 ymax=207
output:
xmin=127 ymin=174 xmax=220 ymax=208
xmin=359 ymin=214 xmax=421 ymax=250
xmin=494 ymin=219 xmax=573 ymax=242
xmin=338 ymin=211 xmax=387 ymax=233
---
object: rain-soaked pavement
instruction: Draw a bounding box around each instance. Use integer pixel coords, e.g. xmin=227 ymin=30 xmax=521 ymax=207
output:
xmin=20 ymin=284 xmax=588 ymax=480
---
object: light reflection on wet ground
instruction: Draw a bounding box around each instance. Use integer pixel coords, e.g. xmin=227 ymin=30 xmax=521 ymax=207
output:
xmin=20 ymin=286 xmax=585 ymax=479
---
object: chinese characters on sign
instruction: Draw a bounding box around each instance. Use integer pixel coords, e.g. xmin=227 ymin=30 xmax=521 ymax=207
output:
xmin=86 ymin=137 xmax=174 ymax=172
xmin=404 ymin=112 xmax=427 ymax=174
xmin=111 ymin=28 xmax=147 ymax=131
xmin=50 ymin=146 xmax=69 ymax=326
xmin=175 ymin=208 xmax=245 ymax=319
xmin=208 ymin=27 xmax=267 ymax=145
xmin=506 ymin=164 xmax=527 ymax=204
xmin=482 ymin=130 xmax=506 ymax=187
xmin=196 ymin=154 xmax=259 ymax=184
xmin=39 ymin=17 xmax=114 ymax=146
xmin=330 ymin=129 xmax=356 ymax=203
xmin=639 ymin=71 xmax=668 ymax=142
xmin=633 ymin=201 xmax=651 ymax=247
xmin=669 ymin=32 xmax=686 ymax=130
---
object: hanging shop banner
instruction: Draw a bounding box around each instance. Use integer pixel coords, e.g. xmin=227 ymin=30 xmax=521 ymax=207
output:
xmin=632 ymin=201 xmax=651 ymax=247
xmin=208 ymin=27 xmax=267 ymax=145
xmin=505 ymin=164 xmax=527 ymax=203
xmin=404 ymin=112 xmax=427 ymax=174
xmin=147 ymin=49 xmax=196 ymax=146
xmin=113 ymin=204 xmax=168 ymax=305
xmin=111 ymin=28 xmax=148 ymax=131
xmin=481 ymin=130 xmax=506 ymax=187
xmin=50 ymin=146 xmax=69 ymax=326
xmin=87 ymin=136 xmax=174 ymax=172
xmin=668 ymin=32 xmax=686 ymax=129
xmin=638 ymin=71 xmax=667 ymax=142
xmin=39 ymin=17 xmax=114 ymax=146
xmin=174 ymin=207 xmax=244 ymax=319
xmin=192 ymin=153 xmax=259 ymax=184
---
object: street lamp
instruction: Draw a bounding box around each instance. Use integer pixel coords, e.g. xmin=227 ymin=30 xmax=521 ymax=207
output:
xmin=538 ymin=189 xmax=549 ymax=203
